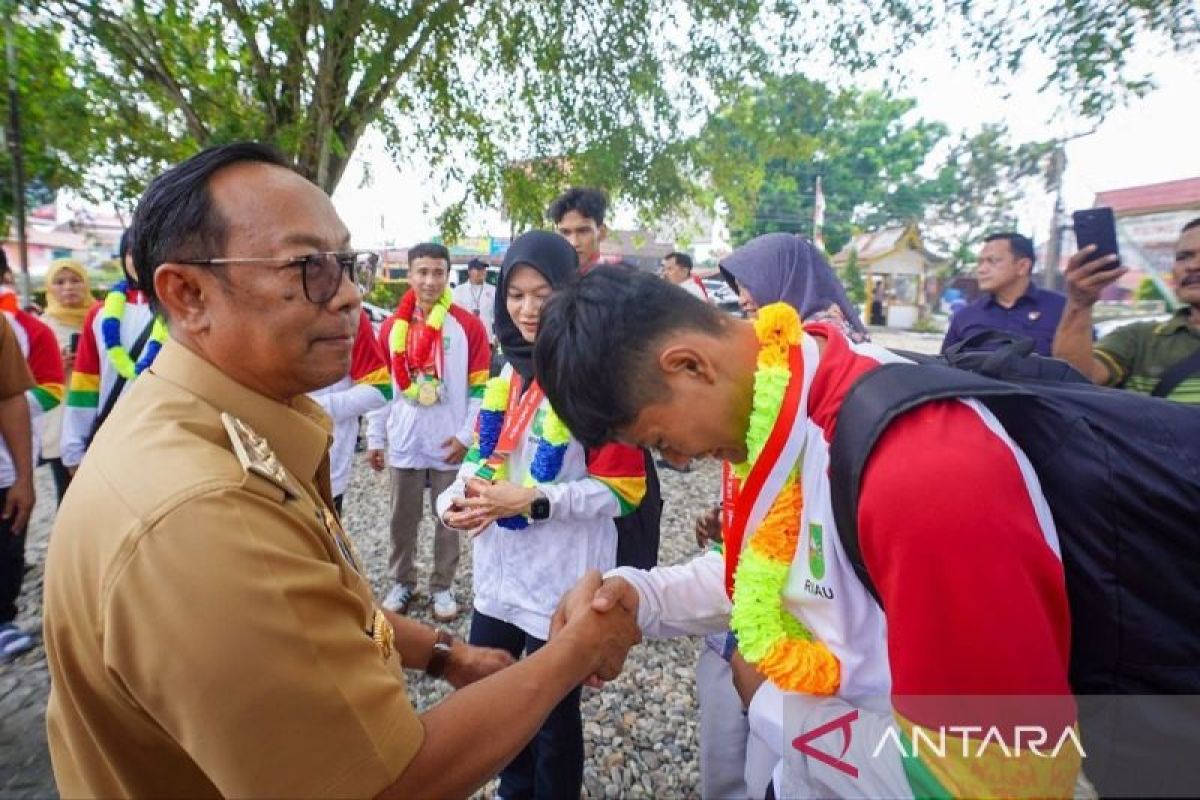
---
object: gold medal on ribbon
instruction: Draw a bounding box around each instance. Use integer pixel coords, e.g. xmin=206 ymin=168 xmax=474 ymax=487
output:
xmin=417 ymin=381 xmax=438 ymax=406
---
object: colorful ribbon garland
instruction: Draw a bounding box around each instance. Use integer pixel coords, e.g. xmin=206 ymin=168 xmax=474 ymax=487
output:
xmin=100 ymin=281 xmax=168 ymax=379
xmin=469 ymin=375 xmax=570 ymax=530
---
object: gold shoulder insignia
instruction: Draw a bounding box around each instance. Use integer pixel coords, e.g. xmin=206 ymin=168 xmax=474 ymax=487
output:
xmin=371 ymin=608 xmax=395 ymax=661
xmin=221 ymin=412 xmax=302 ymax=499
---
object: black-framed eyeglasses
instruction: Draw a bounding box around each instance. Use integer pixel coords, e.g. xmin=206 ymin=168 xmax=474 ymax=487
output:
xmin=177 ymin=251 xmax=379 ymax=305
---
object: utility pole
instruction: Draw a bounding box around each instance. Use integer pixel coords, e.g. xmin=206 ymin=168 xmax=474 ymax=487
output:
xmin=4 ymin=6 xmax=29 ymax=306
xmin=1043 ymin=144 xmax=1067 ymax=292
xmin=1042 ymin=127 xmax=1098 ymax=293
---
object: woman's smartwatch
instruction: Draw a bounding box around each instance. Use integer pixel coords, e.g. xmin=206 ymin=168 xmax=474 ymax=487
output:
xmin=529 ymin=491 xmax=551 ymax=521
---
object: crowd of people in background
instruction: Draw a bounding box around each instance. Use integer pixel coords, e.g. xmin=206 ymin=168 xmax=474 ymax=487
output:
xmin=0 ymin=138 xmax=1191 ymax=799
xmin=940 ymin=223 xmax=1200 ymax=402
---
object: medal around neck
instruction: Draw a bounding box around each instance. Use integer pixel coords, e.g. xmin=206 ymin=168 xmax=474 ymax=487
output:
xmin=417 ymin=380 xmax=439 ymax=407
xmin=390 ymin=288 xmax=451 ymax=404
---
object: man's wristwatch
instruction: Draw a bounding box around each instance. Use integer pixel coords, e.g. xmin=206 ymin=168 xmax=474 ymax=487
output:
xmin=425 ymin=629 xmax=455 ymax=679
xmin=529 ymin=491 xmax=551 ymax=521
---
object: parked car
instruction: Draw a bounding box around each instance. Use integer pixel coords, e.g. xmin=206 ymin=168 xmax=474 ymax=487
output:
xmin=702 ymin=278 xmax=741 ymax=315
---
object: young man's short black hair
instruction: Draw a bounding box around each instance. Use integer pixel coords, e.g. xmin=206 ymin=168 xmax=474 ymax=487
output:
xmin=665 ymin=252 xmax=693 ymax=272
xmin=467 ymin=257 xmax=487 ymax=270
xmin=534 ymin=265 xmax=725 ymax=447
xmin=984 ymin=232 xmax=1036 ymax=264
xmin=1182 ymin=217 xmax=1200 ymax=234
xmin=408 ymin=242 xmax=450 ymax=266
xmin=128 ymin=141 xmax=291 ymax=308
xmin=547 ymin=187 xmax=608 ymax=226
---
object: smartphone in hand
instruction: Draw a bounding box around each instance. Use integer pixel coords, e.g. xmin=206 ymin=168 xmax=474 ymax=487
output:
xmin=1072 ymin=207 xmax=1121 ymax=270
xmin=69 ymin=332 xmax=80 ymax=353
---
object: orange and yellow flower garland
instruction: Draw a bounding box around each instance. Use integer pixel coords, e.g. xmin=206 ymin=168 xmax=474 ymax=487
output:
xmin=729 ymin=303 xmax=841 ymax=695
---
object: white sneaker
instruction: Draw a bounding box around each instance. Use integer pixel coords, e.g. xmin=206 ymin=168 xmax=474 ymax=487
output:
xmin=432 ymin=589 xmax=458 ymax=622
xmin=383 ymin=584 xmax=414 ymax=614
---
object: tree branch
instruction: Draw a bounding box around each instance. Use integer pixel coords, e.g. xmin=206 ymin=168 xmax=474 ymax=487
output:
xmin=349 ymin=0 xmax=468 ymax=124
xmin=271 ymin=0 xmax=312 ymax=132
xmin=53 ymin=1 xmax=210 ymax=142
xmin=218 ymin=0 xmax=277 ymax=126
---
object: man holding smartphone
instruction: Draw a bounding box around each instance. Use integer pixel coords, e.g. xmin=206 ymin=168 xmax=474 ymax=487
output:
xmin=1053 ymin=217 xmax=1200 ymax=404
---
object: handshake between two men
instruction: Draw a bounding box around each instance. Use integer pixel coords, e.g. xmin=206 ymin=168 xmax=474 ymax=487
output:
xmin=550 ymin=568 xmax=768 ymax=706
xmin=549 ymin=570 xmax=643 ymax=683
xmin=550 ymin=571 xmax=644 ymax=685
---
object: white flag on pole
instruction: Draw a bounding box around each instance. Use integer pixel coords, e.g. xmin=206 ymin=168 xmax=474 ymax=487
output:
xmin=813 ymin=176 xmax=827 ymax=251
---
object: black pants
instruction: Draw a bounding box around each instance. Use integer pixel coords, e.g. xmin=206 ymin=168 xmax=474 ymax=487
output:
xmin=47 ymin=458 xmax=71 ymax=507
xmin=469 ymin=610 xmax=583 ymax=799
xmin=0 ymin=487 xmax=23 ymax=624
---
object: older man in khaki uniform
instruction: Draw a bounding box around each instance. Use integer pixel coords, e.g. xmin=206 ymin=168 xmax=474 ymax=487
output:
xmin=42 ymin=142 xmax=640 ymax=799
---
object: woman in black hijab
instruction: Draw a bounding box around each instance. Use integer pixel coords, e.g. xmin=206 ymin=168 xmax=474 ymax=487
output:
xmin=492 ymin=230 xmax=579 ymax=385
xmin=437 ymin=230 xmax=651 ymax=799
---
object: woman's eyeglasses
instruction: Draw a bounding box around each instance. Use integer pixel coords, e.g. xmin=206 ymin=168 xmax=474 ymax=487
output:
xmin=177 ymin=251 xmax=379 ymax=305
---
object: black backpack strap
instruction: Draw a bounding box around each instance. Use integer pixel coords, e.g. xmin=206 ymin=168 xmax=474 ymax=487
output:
xmin=1151 ymin=348 xmax=1200 ymax=398
xmin=828 ymin=363 xmax=1032 ymax=606
xmin=87 ymin=317 xmax=156 ymax=443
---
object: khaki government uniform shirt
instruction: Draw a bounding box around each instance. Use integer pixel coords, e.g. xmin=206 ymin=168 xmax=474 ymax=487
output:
xmin=43 ymin=339 xmax=424 ymax=798
xmin=0 ymin=314 xmax=34 ymax=399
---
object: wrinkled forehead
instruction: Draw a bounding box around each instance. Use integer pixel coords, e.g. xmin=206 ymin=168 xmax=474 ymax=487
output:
xmin=211 ymin=162 xmax=350 ymax=254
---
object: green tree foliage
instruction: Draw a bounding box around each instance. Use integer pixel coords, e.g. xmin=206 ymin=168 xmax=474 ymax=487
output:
xmin=698 ymin=75 xmax=949 ymax=253
xmin=923 ymin=124 xmax=1054 ymax=274
xmin=24 ymin=0 xmax=1198 ymax=238
xmin=699 ymin=75 xmax=1052 ymax=271
xmin=42 ymin=0 xmax=886 ymax=233
xmin=954 ymin=0 xmax=1200 ymax=118
xmin=0 ymin=16 xmax=97 ymax=221
xmin=1135 ymin=276 xmax=1166 ymax=304
xmin=840 ymin=249 xmax=866 ymax=305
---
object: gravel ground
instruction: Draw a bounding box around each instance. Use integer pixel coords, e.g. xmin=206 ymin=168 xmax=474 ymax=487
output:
xmin=0 ymin=325 xmax=939 ymax=799
xmin=366 ymin=459 xmax=721 ymax=800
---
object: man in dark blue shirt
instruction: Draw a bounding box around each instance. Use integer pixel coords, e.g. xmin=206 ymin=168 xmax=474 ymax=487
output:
xmin=942 ymin=232 xmax=1066 ymax=356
